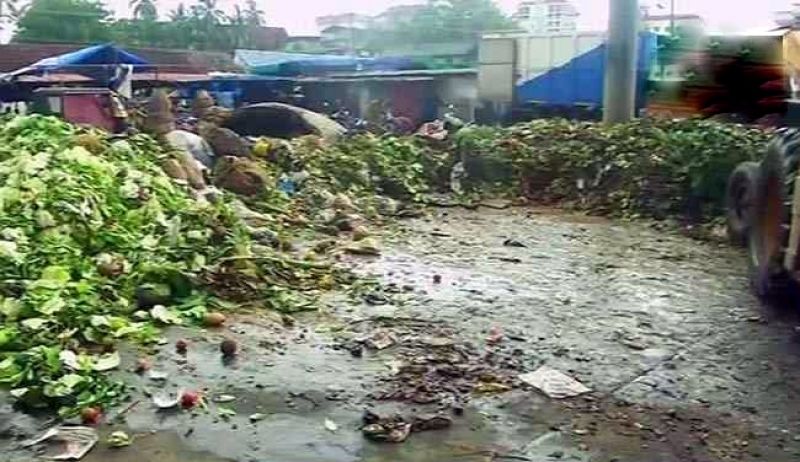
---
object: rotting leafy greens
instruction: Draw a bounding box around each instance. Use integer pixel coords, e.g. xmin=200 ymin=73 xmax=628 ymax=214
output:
xmin=0 ymin=115 xmax=266 ymax=416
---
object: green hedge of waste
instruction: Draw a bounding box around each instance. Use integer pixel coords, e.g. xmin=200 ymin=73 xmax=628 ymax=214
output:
xmin=454 ymin=118 xmax=772 ymax=221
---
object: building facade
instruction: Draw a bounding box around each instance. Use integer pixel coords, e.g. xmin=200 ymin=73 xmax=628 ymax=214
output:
xmin=775 ymin=4 xmax=800 ymax=28
xmin=512 ymin=0 xmax=579 ymax=35
xmin=316 ymin=13 xmax=373 ymax=32
xmin=316 ymin=14 xmax=373 ymax=54
xmin=373 ymin=5 xmax=425 ymax=27
xmin=642 ymin=14 xmax=704 ymax=36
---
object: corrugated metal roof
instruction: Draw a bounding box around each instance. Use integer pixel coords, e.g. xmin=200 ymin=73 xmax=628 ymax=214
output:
xmin=131 ymin=72 xmax=211 ymax=82
xmin=644 ymin=14 xmax=704 ymax=21
xmin=16 ymin=73 xmax=92 ymax=83
xmin=234 ymin=50 xmax=351 ymax=69
xmin=328 ymin=69 xmax=477 ymax=78
xmin=234 ymin=49 xmax=416 ymax=76
xmin=299 ymin=76 xmax=435 ymax=83
xmin=381 ymin=41 xmax=476 ymax=57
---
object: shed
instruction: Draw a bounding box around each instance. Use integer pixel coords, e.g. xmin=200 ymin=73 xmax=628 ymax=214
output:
xmin=298 ymin=69 xmax=478 ymax=125
xmin=0 ymin=44 xmax=153 ymax=102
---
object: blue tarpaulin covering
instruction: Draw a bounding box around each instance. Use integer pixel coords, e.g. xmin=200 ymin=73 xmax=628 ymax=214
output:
xmin=3 ymin=43 xmax=151 ymax=83
xmin=235 ymin=49 xmax=415 ymax=76
xmin=515 ymin=33 xmax=657 ymax=109
xmin=25 ymin=43 xmax=150 ymax=72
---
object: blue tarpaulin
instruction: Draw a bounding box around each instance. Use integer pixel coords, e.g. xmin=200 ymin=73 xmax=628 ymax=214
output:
xmin=515 ymin=33 xmax=657 ymax=109
xmin=25 ymin=43 xmax=150 ymax=71
xmin=4 ymin=43 xmax=151 ymax=81
xmin=235 ymin=50 xmax=415 ymax=76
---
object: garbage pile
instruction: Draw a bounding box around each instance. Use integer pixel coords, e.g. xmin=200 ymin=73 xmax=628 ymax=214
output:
xmin=0 ymin=106 xmax=774 ymax=420
xmin=0 ymin=99 xmax=454 ymax=419
xmin=0 ymin=115 xmax=350 ymax=417
xmin=148 ymin=90 xmax=775 ymax=227
xmin=454 ymin=118 xmax=772 ymax=222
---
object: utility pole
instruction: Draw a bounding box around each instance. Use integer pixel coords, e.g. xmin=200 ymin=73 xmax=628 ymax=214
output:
xmin=0 ymin=1 xmax=5 ymax=42
xmin=669 ymin=0 xmax=675 ymax=36
xmin=603 ymin=0 xmax=639 ymax=124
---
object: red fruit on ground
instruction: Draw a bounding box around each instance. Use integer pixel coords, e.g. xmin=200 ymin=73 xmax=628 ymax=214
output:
xmin=220 ymin=338 xmax=238 ymax=357
xmin=180 ymin=390 xmax=201 ymax=409
xmin=134 ymin=358 xmax=151 ymax=374
xmin=80 ymin=407 xmax=102 ymax=425
xmin=176 ymin=339 xmax=188 ymax=354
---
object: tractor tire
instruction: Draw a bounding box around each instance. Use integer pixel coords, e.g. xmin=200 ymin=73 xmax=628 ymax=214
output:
xmin=726 ymin=161 xmax=760 ymax=247
xmin=748 ymin=131 xmax=800 ymax=300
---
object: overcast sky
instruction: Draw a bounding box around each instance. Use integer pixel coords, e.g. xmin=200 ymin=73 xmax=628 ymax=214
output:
xmin=108 ymin=0 xmax=795 ymax=35
xmin=1 ymin=0 xmax=797 ymax=40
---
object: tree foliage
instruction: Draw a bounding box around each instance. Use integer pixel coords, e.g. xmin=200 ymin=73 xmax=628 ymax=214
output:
xmin=366 ymin=0 xmax=514 ymax=52
xmin=129 ymin=0 xmax=155 ymax=21
xmin=12 ymin=0 xmax=267 ymax=50
xmin=655 ymin=24 xmax=703 ymax=78
xmin=11 ymin=0 xmax=509 ymax=53
xmin=0 ymin=0 xmax=28 ymax=23
xmin=14 ymin=0 xmax=111 ymax=43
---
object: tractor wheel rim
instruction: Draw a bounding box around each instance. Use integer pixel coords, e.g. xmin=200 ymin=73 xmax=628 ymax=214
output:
xmin=758 ymin=174 xmax=783 ymax=267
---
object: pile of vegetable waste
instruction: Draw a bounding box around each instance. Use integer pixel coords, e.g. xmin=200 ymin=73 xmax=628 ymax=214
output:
xmin=0 ymin=115 xmax=340 ymax=417
xmin=241 ymin=134 xmax=448 ymax=238
xmin=260 ymin=118 xmax=771 ymax=226
xmin=453 ymin=118 xmax=772 ymax=222
xmin=288 ymin=134 xmax=449 ymax=202
xmin=0 ymin=113 xmax=774 ymax=418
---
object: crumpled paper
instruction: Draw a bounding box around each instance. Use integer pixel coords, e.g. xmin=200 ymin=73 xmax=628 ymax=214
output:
xmin=23 ymin=426 xmax=98 ymax=460
xmin=519 ymin=366 xmax=591 ymax=399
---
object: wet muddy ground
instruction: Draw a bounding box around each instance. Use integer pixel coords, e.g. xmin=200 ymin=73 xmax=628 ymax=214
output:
xmin=4 ymin=207 xmax=800 ymax=462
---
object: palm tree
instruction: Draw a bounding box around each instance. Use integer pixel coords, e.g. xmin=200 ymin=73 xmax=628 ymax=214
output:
xmin=164 ymin=3 xmax=192 ymax=48
xmin=130 ymin=0 xmax=157 ymax=21
xmin=189 ymin=0 xmax=225 ymax=50
xmin=168 ymin=3 xmax=187 ymax=21
xmin=243 ymin=0 xmax=264 ymax=27
xmin=0 ymin=0 xmax=27 ymax=35
xmin=196 ymin=0 xmax=224 ymax=24
xmin=227 ymin=5 xmax=247 ymax=48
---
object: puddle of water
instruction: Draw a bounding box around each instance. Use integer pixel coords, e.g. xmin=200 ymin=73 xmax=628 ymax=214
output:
xmin=84 ymin=431 xmax=233 ymax=462
xmin=5 ymin=207 xmax=800 ymax=462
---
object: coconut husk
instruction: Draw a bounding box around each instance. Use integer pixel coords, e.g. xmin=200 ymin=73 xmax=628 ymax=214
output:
xmin=213 ymin=157 xmax=269 ymax=197
xmin=173 ymin=150 xmax=206 ymax=190
xmin=161 ymin=158 xmax=188 ymax=181
xmin=192 ymin=90 xmax=215 ymax=119
xmin=199 ymin=122 xmax=251 ymax=158
xmin=145 ymin=89 xmax=175 ymax=136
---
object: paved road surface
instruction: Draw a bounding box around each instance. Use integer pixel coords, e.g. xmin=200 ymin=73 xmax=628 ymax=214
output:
xmin=3 ymin=207 xmax=800 ymax=462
